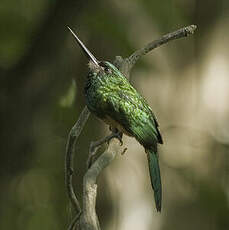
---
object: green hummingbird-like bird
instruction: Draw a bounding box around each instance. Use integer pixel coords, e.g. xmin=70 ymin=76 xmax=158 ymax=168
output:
xmin=68 ymin=27 xmax=163 ymax=212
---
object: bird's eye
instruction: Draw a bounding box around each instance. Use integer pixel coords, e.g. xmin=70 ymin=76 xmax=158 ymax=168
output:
xmin=107 ymin=67 xmax=113 ymax=74
xmin=99 ymin=62 xmax=112 ymax=74
xmin=104 ymin=66 xmax=110 ymax=72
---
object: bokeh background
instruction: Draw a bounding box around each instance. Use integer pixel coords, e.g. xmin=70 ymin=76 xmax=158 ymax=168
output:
xmin=1 ymin=0 xmax=229 ymax=229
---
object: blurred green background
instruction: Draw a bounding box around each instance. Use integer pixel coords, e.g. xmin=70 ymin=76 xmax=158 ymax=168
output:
xmin=1 ymin=0 xmax=229 ymax=229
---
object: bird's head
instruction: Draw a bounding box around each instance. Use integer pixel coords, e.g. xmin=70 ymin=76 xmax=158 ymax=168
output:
xmin=68 ymin=27 xmax=121 ymax=76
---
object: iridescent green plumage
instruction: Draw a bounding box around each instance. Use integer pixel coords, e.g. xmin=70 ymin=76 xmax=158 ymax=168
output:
xmin=85 ymin=61 xmax=163 ymax=211
xmin=68 ymin=27 xmax=163 ymax=212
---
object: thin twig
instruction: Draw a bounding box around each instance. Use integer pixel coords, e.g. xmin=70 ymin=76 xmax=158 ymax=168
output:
xmin=68 ymin=212 xmax=82 ymax=230
xmin=65 ymin=106 xmax=90 ymax=213
xmin=128 ymin=24 xmax=197 ymax=67
xmin=114 ymin=25 xmax=197 ymax=78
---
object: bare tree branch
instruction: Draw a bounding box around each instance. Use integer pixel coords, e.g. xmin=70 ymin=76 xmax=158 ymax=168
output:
xmin=114 ymin=25 xmax=197 ymax=78
xmin=68 ymin=212 xmax=81 ymax=230
xmin=127 ymin=25 xmax=197 ymax=68
xmin=80 ymin=138 xmax=122 ymax=230
xmin=65 ymin=106 xmax=90 ymax=214
xmin=65 ymin=24 xmax=197 ymax=230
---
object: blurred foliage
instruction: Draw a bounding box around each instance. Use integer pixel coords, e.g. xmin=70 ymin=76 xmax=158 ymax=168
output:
xmin=0 ymin=0 xmax=229 ymax=230
xmin=59 ymin=79 xmax=77 ymax=108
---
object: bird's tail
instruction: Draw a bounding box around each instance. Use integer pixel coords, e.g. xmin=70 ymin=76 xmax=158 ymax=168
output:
xmin=146 ymin=148 xmax=162 ymax=212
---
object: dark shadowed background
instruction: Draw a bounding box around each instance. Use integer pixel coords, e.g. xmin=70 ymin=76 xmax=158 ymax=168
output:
xmin=1 ymin=0 xmax=229 ymax=229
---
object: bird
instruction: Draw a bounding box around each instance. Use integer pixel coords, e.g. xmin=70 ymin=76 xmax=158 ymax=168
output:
xmin=68 ymin=27 xmax=163 ymax=212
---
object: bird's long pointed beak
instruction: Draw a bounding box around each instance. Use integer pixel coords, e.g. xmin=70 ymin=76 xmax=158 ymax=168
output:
xmin=67 ymin=26 xmax=99 ymax=66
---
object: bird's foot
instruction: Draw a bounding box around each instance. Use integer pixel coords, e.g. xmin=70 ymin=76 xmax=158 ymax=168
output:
xmin=109 ymin=127 xmax=123 ymax=146
xmin=87 ymin=130 xmax=123 ymax=168
xmin=112 ymin=131 xmax=123 ymax=146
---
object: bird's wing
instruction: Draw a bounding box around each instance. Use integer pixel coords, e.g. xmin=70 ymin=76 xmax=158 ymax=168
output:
xmin=103 ymin=87 xmax=163 ymax=147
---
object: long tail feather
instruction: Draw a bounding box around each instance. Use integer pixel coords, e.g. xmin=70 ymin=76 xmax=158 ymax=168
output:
xmin=146 ymin=149 xmax=162 ymax=212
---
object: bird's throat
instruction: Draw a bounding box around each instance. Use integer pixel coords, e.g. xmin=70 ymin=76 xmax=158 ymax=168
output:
xmin=88 ymin=60 xmax=103 ymax=74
